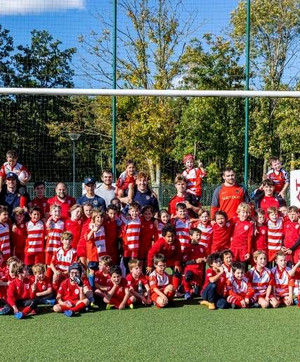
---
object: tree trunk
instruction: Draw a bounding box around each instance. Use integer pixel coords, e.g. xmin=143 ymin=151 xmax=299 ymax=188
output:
xmin=147 ymin=158 xmax=155 ymax=184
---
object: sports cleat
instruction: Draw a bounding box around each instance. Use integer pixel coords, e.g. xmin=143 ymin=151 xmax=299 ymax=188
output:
xmin=90 ymin=302 xmax=99 ymax=309
xmin=174 ymin=291 xmax=184 ymax=298
xmin=184 ymin=292 xmax=191 ymax=300
xmin=192 ymin=285 xmax=199 ymax=297
xmin=64 ymin=310 xmax=74 ymax=317
xmin=208 ymin=302 xmax=216 ymax=310
xmin=14 ymin=312 xmax=24 ymax=319
xmin=200 ymin=300 xmax=209 ymax=307
xmin=129 ymin=303 xmax=134 ymax=309
xmin=45 ymin=299 xmax=56 ymax=306
xmin=106 ymin=304 xmax=115 ymax=310
xmin=252 ymin=303 xmax=261 ymax=308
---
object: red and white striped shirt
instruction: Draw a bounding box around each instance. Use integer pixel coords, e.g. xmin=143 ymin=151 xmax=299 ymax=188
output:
xmin=247 ymin=266 xmax=273 ymax=297
xmin=267 ymin=218 xmax=283 ymax=252
xmin=46 ymin=219 xmax=65 ymax=253
xmin=51 ymin=247 xmax=77 ymax=272
xmin=0 ymin=222 xmax=10 ymax=258
xmin=149 ymin=270 xmax=170 ymax=291
xmin=227 ymin=276 xmax=254 ymax=299
xmin=195 ymin=221 xmax=212 ymax=252
xmin=122 ymin=217 xmax=141 ymax=258
xmin=94 ymin=226 xmax=107 ymax=258
xmin=271 ymin=266 xmax=293 ymax=297
xmin=182 ymin=168 xmax=206 ymax=197
xmin=25 ymin=220 xmax=45 ymax=254
xmin=173 ymin=218 xmax=191 ymax=252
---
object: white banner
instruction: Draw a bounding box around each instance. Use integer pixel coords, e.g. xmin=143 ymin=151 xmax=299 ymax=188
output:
xmin=290 ymin=170 xmax=300 ymax=207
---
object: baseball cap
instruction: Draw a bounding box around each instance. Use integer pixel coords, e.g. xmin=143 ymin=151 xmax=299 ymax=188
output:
xmin=84 ymin=177 xmax=96 ymax=185
xmin=6 ymin=172 xmax=18 ymax=180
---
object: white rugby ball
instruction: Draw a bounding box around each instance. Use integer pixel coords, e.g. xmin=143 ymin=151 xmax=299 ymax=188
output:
xmin=18 ymin=170 xmax=31 ymax=185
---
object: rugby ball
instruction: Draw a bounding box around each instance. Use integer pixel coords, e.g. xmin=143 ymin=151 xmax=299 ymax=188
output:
xmin=18 ymin=170 xmax=31 ymax=185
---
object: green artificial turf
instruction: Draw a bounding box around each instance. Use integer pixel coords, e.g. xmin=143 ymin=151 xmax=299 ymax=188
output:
xmin=0 ymin=302 xmax=299 ymax=362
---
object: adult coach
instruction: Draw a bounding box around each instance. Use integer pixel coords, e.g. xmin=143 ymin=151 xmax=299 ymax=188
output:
xmin=211 ymin=167 xmax=250 ymax=220
xmin=95 ymin=170 xmax=116 ymax=207
xmin=77 ymin=177 xmax=106 ymax=211
xmin=47 ymin=182 xmax=75 ymax=219
xmin=132 ymin=172 xmax=159 ymax=213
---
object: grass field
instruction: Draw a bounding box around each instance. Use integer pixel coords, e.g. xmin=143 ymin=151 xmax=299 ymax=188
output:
xmin=0 ymin=300 xmax=299 ymax=362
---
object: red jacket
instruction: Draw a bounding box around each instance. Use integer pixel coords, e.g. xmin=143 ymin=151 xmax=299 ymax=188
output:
xmin=147 ymin=237 xmax=181 ymax=268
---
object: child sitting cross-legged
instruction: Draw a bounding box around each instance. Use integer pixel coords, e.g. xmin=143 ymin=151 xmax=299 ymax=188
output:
xmin=226 ymin=262 xmax=255 ymax=308
xmin=31 ymin=263 xmax=55 ymax=307
xmin=126 ymin=259 xmax=151 ymax=306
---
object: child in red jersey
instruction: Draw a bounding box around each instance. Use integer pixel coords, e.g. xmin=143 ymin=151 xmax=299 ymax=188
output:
xmin=77 ymin=203 xmax=93 ymax=266
xmin=104 ymin=265 xmax=132 ymax=310
xmin=149 ymin=253 xmax=175 ymax=308
xmin=45 ymin=204 xmax=65 ymax=265
xmin=31 ymin=263 xmax=54 ymax=306
xmin=104 ymin=205 xmax=119 ymax=265
xmin=94 ymin=255 xmax=113 ymax=303
xmin=172 ymin=202 xmax=191 ymax=252
xmin=279 ymin=205 xmax=289 ymax=220
xmin=25 ymin=206 xmax=45 ymax=266
xmin=253 ymin=209 xmax=268 ymax=256
xmin=126 ymin=259 xmax=151 ymax=306
xmin=0 ymin=252 xmax=8 ymax=302
xmin=211 ymin=211 xmax=232 ymax=253
xmin=200 ymin=253 xmax=228 ymax=310
xmin=86 ymin=209 xmax=107 ymax=288
xmin=53 ymin=263 xmax=90 ymax=317
xmin=146 ymin=224 xmax=182 ymax=292
xmin=182 ymin=228 xmax=206 ymax=300
xmin=2 ymin=263 xmax=37 ymax=319
xmin=50 ymin=231 xmax=77 ymax=289
xmin=155 ymin=209 xmax=170 ymax=239
xmin=221 ymin=249 xmax=233 ymax=280
xmin=64 ymin=204 xmax=82 ymax=250
xmin=283 ymin=206 xmax=300 ymax=264
xmin=253 ymin=178 xmax=285 ymax=212
xmin=139 ymin=206 xmax=156 ymax=267
xmin=116 ymin=159 xmax=137 ymax=203
xmin=267 ymin=206 xmax=284 ymax=263
xmin=0 ymin=150 xmax=31 ymax=191
xmin=226 ymin=262 xmax=255 ymax=308
xmin=0 ymin=206 xmax=11 ymax=261
xmin=266 ymin=156 xmax=289 ymax=199
xmin=121 ymin=202 xmax=141 ymax=271
xmin=192 ymin=209 xmax=212 ymax=254
xmin=230 ymin=203 xmax=253 ymax=266
xmin=247 ymin=250 xmax=278 ymax=308
xmin=271 ymin=251 xmax=295 ymax=306
xmin=11 ymin=207 xmax=27 ymax=261
xmin=182 ymin=154 xmax=206 ymax=201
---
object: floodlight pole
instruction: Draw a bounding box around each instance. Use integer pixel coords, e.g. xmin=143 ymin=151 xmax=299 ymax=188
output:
xmin=69 ymin=133 xmax=81 ymax=197
xmin=244 ymin=0 xmax=251 ymax=189
xmin=112 ymin=0 xmax=117 ymax=181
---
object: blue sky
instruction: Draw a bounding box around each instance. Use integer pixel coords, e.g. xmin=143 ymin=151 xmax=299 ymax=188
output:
xmin=0 ymin=0 xmax=240 ymax=88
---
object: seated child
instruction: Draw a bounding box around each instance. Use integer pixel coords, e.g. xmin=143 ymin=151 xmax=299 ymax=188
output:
xmin=53 ymin=263 xmax=90 ymax=317
xmin=31 ymin=263 xmax=54 ymax=306
xmin=200 ymin=253 xmax=228 ymax=310
xmin=247 ymin=250 xmax=279 ymax=309
xmin=182 ymin=228 xmax=207 ymax=300
xmin=271 ymin=251 xmax=296 ymax=306
xmin=103 ymin=265 xmax=132 ymax=310
xmin=226 ymin=261 xmax=255 ymax=308
xmin=126 ymin=259 xmax=151 ymax=306
xmin=221 ymin=249 xmax=233 ymax=280
xmin=50 ymin=231 xmax=77 ymax=290
xmin=148 ymin=253 xmax=175 ymax=308
xmin=3 ymin=263 xmax=37 ymax=319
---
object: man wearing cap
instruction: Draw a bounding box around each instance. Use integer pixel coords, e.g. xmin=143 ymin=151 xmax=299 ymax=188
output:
xmin=0 ymin=172 xmax=30 ymax=216
xmin=47 ymin=182 xmax=76 ymax=219
xmin=77 ymin=177 xmax=106 ymax=211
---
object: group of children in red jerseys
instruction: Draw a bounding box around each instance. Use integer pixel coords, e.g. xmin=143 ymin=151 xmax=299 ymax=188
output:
xmin=0 ymin=150 xmax=298 ymax=317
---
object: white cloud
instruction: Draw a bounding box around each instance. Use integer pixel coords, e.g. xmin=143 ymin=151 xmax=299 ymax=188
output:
xmin=0 ymin=0 xmax=85 ymax=15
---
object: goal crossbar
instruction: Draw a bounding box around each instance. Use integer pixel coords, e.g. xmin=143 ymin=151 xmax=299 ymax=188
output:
xmin=0 ymin=88 xmax=300 ymax=98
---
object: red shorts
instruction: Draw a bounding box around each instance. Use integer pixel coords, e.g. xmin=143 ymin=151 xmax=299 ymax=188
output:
xmin=108 ymin=296 xmax=131 ymax=308
xmin=231 ymin=247 xmax=249 ymax=262
xmin=45 ymin=252 xmax=54 ymax=265
xmin=24 ymin=252 xmax=44 ymax=265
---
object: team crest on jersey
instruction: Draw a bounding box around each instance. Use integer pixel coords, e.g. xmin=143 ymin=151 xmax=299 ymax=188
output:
xmin=296 ymin=225 xmax=299 ymax=229
xmin=75 ymin=289 xmax=79 ymax=295
xmin=226 ymin=222 xmax=230 ymax=227
xmin=261 ymin=230 xmax=266 ymax=235
xmin=235 ymin=189 xmax=240 ymax=194
xmin=42 ymin=285 xmax=46 ymax=290
xmin=150 ymin=225 xmax=153 ymax=229
xmin=244 ymin=225 xmax=249 ymax=231
xmin=171 ymin=246 xmax=175 ymax=250
xmin=146 ymin=196 xmax=150 ymax=200
xmin=25 ymin=284 xmax=30 ymax=289
xmin=93 ymin=200 xmax=98 ymax=206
